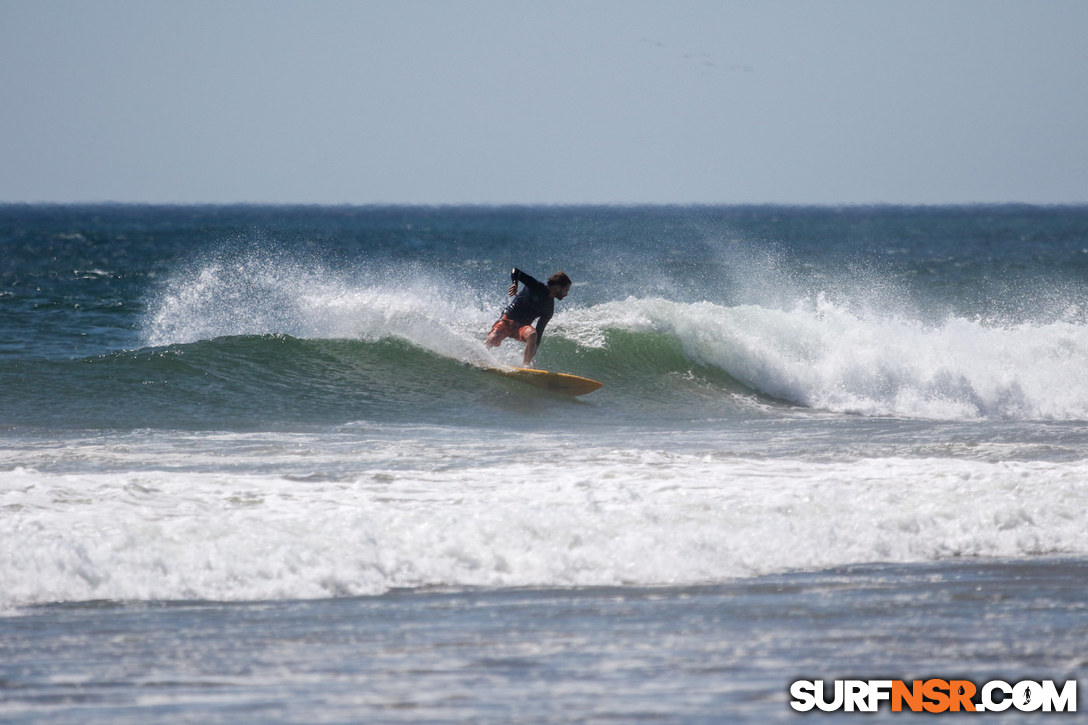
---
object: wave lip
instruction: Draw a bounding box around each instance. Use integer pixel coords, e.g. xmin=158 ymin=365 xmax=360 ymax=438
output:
xmin=571 ymin=296 xmax=1088 ymax=422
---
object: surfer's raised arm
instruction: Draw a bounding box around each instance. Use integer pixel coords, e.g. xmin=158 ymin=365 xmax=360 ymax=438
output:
xmin=485 ymin=268 xmax=572 ymax=367
xmin=507 ymin=267 xmax=539 ymax=297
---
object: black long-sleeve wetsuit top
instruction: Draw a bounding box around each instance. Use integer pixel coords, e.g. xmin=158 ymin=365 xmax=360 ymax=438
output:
xmin=501 ymin=268 xmax=554 ymax=343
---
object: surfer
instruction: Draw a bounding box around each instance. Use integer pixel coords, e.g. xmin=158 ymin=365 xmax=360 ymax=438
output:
xmin=485 ymin=268 xmax=572 ymax=367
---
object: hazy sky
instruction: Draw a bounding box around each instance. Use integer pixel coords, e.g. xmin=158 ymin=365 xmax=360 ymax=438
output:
xmin=3 ymin=0 xmax=1087 ymax=205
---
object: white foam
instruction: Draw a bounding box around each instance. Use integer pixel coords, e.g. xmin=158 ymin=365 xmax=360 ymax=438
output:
xmin=3 ymin=446 xmax=1087 ymax=611
xmin=567 ymin=296 xmax=1088 ymax=421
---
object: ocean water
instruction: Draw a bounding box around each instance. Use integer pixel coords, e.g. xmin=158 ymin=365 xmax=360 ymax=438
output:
xmin=2 ymin=204 xmax=1087 ymax=721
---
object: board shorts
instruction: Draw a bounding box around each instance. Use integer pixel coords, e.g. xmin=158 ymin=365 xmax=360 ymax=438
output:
xmin=486 ymin=316 xmax=536 ymax=346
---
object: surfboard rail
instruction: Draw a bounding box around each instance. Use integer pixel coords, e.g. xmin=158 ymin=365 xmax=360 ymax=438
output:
xmin=495 ymin=367 xmax=603 ymax=396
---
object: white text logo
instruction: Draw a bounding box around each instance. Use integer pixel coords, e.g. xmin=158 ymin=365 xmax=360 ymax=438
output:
xmin=790 ymin=679 xmax=1077 ymax=714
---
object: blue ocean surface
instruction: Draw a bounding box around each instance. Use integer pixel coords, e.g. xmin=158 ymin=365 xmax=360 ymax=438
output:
xmin=2 ymin=205 xmax=1087 ymax=721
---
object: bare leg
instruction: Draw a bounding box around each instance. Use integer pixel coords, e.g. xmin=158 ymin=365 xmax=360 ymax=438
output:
xmin=484 ymin=321 xmax=504 ymax=349
xmin=522 ymin=333 xmax=538 ymax=367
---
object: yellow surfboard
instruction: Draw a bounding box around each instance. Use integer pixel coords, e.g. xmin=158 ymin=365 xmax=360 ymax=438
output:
xmin=497 ymin=367 xmax=603 ymax=396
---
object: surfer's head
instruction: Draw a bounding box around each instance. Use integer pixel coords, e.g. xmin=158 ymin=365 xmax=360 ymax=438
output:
xmin=548 ymin=271 xmax=572 ymax=300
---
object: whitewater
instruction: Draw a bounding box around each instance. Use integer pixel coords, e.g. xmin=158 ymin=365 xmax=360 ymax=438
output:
xmin=5 ymin=435 xmax=1087 ymax=608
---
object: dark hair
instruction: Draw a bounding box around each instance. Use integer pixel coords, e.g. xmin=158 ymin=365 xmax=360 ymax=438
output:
xmin=548 ymin=271 xmax=571 ymax=288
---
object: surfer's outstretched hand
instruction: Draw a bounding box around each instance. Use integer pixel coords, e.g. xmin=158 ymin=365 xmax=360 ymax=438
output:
xmin=507 ymin=282 xmax=518 ymax=296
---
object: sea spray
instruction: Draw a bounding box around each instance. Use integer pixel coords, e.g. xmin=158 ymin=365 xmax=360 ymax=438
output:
xmin=142 ymin=247 xmax=499 ymax=365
